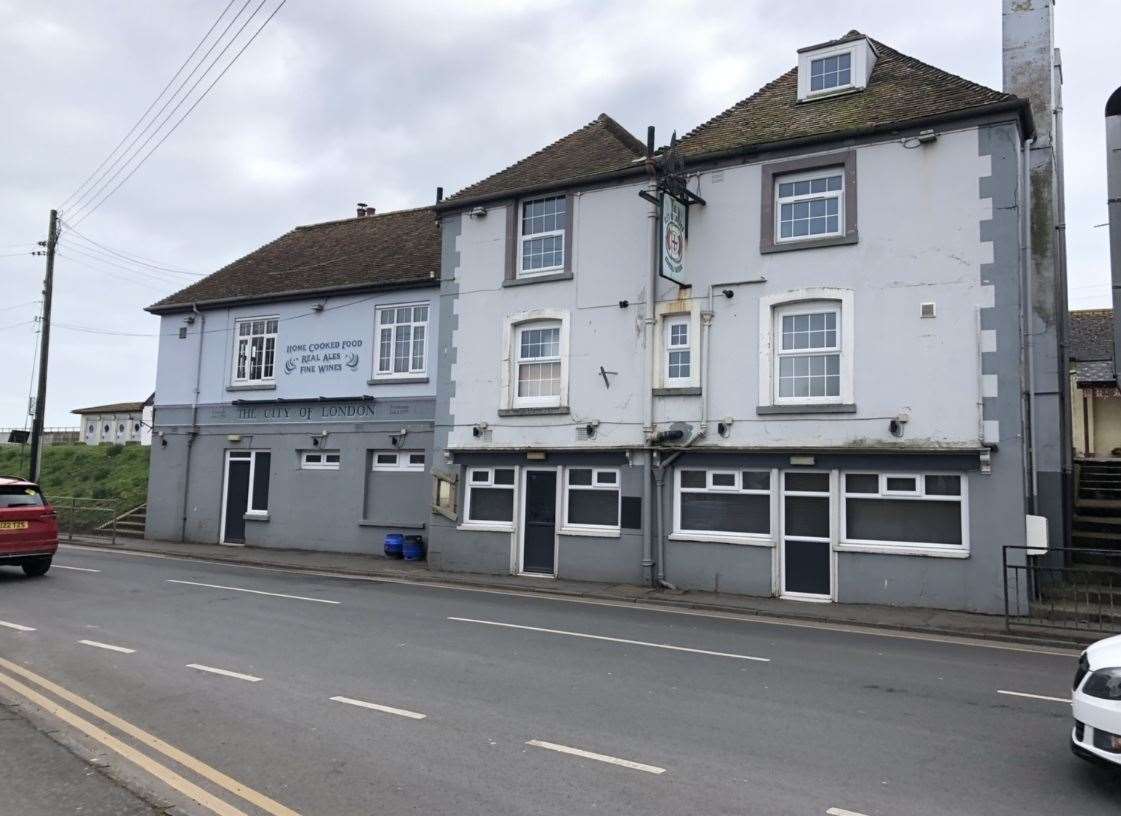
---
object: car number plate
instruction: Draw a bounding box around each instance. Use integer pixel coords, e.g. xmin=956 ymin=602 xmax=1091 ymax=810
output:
xmin=0 ymin=521 xmax=29 ymax=531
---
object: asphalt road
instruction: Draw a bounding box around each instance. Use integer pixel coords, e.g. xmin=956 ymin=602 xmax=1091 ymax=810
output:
xmin=0 ymin=544 xmax=1118 ymax=816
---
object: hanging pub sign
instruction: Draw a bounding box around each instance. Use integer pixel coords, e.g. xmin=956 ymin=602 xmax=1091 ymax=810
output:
xmin=661 ymin=193 xmax=687 ymax=285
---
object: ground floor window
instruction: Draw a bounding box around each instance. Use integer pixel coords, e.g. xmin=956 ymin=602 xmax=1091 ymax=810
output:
xmin=464 ymin=467 xmax=516 ymax=527
xmin=300 ymin=450 xmax=340 ymax=470
xmin=673 ymin=468 xmax=772 ymax=543
xmin=841 ymin=472 xmax=966 ymax=551
xmin=372 ymin=450 xmax=426 ymax=472
xmin=562 ymin=467 xmax=620 ymax=534
xmin=229 ymin=450 xmax=271 ymax=514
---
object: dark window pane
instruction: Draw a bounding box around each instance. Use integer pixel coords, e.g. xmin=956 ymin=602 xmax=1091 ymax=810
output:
xmin=885 ymin=477 xmax=917 ymax=493
xmin=742 ymin=471 xmax=770 ymax=491
xmin=681 ymin=470 xmax=706 ymax=489
xmin=711 ymin=472 xmax=736 ymax=488
xmin=681 ymin=493 xmax=770 ymax=535
xmin=785 ymin=472 xmax=829 ymax=493
xmin=568 ymin=490 xmax=619 ymax=527
xmin=470 ymin=470 xmax=488 ymax=483
xmin=846 ymin=498 xmax=962 ymax=545
xmin=783 ymin=495 xmax=829 ymax=537
xmin=845 ymin=474 xmax=878 ymax=494
xmin=568 ymin=468 xmax=593 ymax=486
xmin=0 ymin=486 xmax=44 ymax=507
xmin=251 ymin=453 xmax=271 ymax=512
xmin=925 ymin=475 xmax=961 ymax=496
xmin=469 ymin=487 xmax=514 ymax=522
xmin=494 ymin=468 xmax=516 ymax=485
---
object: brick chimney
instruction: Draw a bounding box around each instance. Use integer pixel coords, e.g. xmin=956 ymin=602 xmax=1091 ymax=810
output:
xmin=356 ymin=203 xmax=376 ymax=217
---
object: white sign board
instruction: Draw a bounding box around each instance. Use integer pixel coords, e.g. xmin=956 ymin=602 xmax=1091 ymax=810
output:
xmin=660 ymin=193 xmax=687 ymax=285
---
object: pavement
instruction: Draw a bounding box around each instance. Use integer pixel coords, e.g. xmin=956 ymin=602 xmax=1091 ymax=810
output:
xmin=1 ymin=544 xmax=1119 ymax=815
xmin=72 ymin=534 xmax=1101 ymax=647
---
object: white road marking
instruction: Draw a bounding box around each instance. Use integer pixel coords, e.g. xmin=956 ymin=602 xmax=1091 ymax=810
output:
xmin=329 ymin=695 xmax=426 ymax=720
xmin=166 ymin=579 xmax=339 ymax=605
xmin=827 ymin=808 xmax=872 ymax=816
xmin=187 ymin=664 xmax=262 ymax=683
xmin=54 ymin=564 xmax=101 ymax=572
xmin=526 ymin=740 xmax=665 ymax=775
xmin=0 ymin=620 xmax=35 ymax=632
xmin=449 ymin=616 xmax=770 ymax=662
xmin=78 ymin=639 xmax=135 ymax=654
xmin=997 ymin=689 xmax=1070 ymax=704
xmin=62 ymin=544 xmax=1079 ymax=658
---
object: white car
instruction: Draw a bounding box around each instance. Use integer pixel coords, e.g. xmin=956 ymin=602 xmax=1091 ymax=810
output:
xmin=1072 ymin=633 xmax=1121 ymax=766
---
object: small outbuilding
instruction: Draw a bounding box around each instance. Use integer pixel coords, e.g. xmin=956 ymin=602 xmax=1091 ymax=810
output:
xmin=73 ymin=394 xmax=154 ymax=446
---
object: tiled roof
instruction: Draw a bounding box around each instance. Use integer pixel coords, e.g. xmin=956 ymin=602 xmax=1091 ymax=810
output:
xmin=444 ymin=113 xmax=646 ymax=206
xmin=676 ymin=32 xmax=1023 ymax=158
xmin=73 ymin=400 xmax=147 ymax=415
xmin=1074 ymin=360 xmax=1116 ymax=385
xmin=147 ymin=207 xmax=440 ymax=313
xmin=1070 ymin=308 xmax=1114 ymax=362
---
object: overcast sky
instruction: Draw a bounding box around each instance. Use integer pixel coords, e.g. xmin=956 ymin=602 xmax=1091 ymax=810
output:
xmin=1 ymin=0 xmax=1116 ymax=427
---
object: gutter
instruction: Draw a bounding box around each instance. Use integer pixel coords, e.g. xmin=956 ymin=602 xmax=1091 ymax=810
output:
xmin=640 ymin=133 xmax=658 ymax=586
xmin=181 ymin=305 xmax=205 ymax=542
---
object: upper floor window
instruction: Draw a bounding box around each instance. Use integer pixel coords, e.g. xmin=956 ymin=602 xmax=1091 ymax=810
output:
xmin=516 ymin=321 xmax=562 ymax=407
xmin=519 ymin=195 xmax=566 ymax=276
xmin=665 ymin=316 xmax=692 ymax=384
xmin=374 ymin=303 xmax=428 ymax=379
xmin=233 ymin=317 xmax=277 ymax=385
xmin=776 ymin=169 xmax=843 ymax=243
xmin=809 ymin=52 xmax=851 ymax=92
xmin=776 ymin=303 xmax=840 ymax=402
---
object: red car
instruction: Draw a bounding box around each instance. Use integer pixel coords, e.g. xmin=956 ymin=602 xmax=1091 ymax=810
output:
xmin=0 ymin=476 xmax=58 ymax=576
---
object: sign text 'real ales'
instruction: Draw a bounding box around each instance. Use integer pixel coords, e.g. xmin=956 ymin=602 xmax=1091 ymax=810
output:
xmin=284 ymin=338 xmax=363 ymax=376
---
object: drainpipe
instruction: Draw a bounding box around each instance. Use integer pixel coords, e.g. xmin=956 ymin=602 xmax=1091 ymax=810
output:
xmin=652 ymin=430 xmax=704 ymax=589
xmin=180 ymin=305 xmax=205 ymax=542
xmin=640 ymin=126 xmax=658 ymax=585
xmin=1020 ymin=137 xmax=1039 ymax=510
xmin=703 ymin=279 xmax=766 ymax=434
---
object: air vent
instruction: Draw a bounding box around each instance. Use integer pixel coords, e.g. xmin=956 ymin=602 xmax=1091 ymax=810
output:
xmin=920 ymin=302 xmax=936 ymax=319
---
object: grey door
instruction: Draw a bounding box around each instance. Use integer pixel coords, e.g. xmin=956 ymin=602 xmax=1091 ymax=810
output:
xmin=522 ymin=470 xmax=557 ymax=575
xmin=223 ymin=458 xmax=251 ymax=544
xmin=781 ymin=471 xmax=832 ymax=598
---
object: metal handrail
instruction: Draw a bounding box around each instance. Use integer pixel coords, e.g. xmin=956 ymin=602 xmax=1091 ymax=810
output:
xmin=1004 ymin=545 xmax=1121 ymax=634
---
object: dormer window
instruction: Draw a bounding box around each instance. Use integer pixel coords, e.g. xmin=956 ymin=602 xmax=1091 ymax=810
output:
xmin=797 ymin=35 xmax=876 ymax=102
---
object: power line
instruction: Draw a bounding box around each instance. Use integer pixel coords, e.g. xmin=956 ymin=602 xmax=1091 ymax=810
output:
xmin=59 ymin=220 xmax=202 ymax=276
xmin=0 ymin=251 xmax=35 ymax=258
xmin=59 ymin=244 xmax=188 ymax=285
xmin=0 ymin=320 xmax=35 ymax=332
xmin=0 ymin=299 xmax=41 ymax=314
xmin=53 ymin=322 xmax=158 ymax=338
xmin=55 ymin=251 xmax=178 ymax=293
xmin=69 ymin=0 xmax=286 ymax=224
xmin=60 ymin=0 xmax=243 ymax=210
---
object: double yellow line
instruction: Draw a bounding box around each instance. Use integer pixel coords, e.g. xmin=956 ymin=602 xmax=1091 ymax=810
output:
xmin=0 ymin=657 xmax=301 ymax=816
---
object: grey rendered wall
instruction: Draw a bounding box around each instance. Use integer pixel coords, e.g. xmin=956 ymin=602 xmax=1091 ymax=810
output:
xmin=663 ymin=541 xmax=773 ymax=596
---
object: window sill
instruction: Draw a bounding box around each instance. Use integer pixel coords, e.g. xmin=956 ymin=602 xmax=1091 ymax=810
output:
xmin=505 ymin=271 xmax=573 ymax=287
xmin=227 ymin=383 xmax=276 ymax=392
xmin=358 ymin=519 xmax=426 ymax=530
xmin=243 ymin=512 xmax=270 ymax=522
xmin=669 ymin=532 xmax=774 ymax=547
xmin=457 ymin=522 xmax=514 ymax=534
xmin=837 ymin=541 xmax=969 ymax=559
xmin=558 ymin=526 xmax=621 ymax=539
xmin=757 ymin=403 xmax=856 ymax=415
xmin=761 ymin=232 xmax=858 ymax=254
xmin=498 ymin=406 xmax=570 ymax=417
xmin=653 ymin=386 xmax=701 ymax=397
xmin=368 ymin=376 xmax=429 ymax=385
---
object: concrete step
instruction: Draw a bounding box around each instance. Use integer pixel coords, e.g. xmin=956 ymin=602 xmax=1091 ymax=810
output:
xmin=1026 ymin=598 xmax=1121 ymax=627
xmin=1040 ymin=582 xmax=1121 ymax=607
xmin=1073 ymin=516 xmax=1121 ymax=534
xmin=1079 ymin=488 xmax=1121 ymax=501
xmin=1074 ymin=503 xmax=1121 ymax=519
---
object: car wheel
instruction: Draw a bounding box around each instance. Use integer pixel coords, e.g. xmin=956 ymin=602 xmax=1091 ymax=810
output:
xmin=22 ymin=557 xmax=52 ymax=577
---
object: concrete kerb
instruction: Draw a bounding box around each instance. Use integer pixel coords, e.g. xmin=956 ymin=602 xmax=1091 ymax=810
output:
xmin=62 ymin=537 xmax=1094 ymax=651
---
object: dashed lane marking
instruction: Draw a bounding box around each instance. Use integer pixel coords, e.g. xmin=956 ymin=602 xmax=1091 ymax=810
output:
xmin=166 ymin=579 xmax=339 ymax=605
xmin=448 ymin=617 xmax=771 ymax=662
xmin=827 ymin=808 xmax=872 ymax=816
xmin=187 ymin=664 xmax=262 ymax=683
xmin=330 ymin=695 xmax=426 ymax=720
xmin=996 ymin=689 xmax=1070 ymax=704
xmin=78 ymin=639 xmax=135 ymax=654
xmin=54 ymin=564 xmax=101 ymax=572
xmin=526 ymin=740 xmax=666 ymax=775
xmin=0 ymin=620 xmax=35 ymax=632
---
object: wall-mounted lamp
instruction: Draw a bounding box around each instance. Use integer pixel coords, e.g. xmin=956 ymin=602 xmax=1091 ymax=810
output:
xmin=469 ymin=206 xmax=488 ymax=218
xmin=889 ymin=412 xmax=910 ymax=438
xmin=717 ymin=418 xmax=733 ymax=438
xmin=722 ymin=289 xmax=734 ymax=299
xmin=472 ymin=422 xmax=488 ymax=438
xmin=618 ymin=300 xmax=629 ymax=309
xmin=311 ymin=303 xmax=325 ymax=313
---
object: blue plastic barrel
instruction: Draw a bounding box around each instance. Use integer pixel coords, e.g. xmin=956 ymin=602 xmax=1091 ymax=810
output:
xmin=384 ymin=533 xmax=405 ymax=559
xmin=403 ymin=535 xmax=426 ymax=561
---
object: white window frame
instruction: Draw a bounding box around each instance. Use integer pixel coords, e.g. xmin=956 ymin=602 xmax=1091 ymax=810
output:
xmin=560 ymin=467 xmax=621 ymax=537
xmin=517 ymin=195 xmax=566 ymax=278
xmin=500 ymin=310 xmax=570 ymax=411
xmin=796 ymin=39 xmax=874 ymax=102
xmin=433 ymin=471 xmax=458 ymax=520
xmin=839 ymin=471 xmax=969 ymax=557
xmin=373 ymin=302 xmax=429 ymax=380
xmin=774 ymin=167 xmax=845 ymax=245
xmin=300 ymin=450 xmax=340 ymax=471
xmin=773 ymin=301 xmax=842 ymax=405
xmin=654 ymin=303 xmax=701 ymax=390
xmin=231 ymin=316 xmax=278 ymax=386
xmin=224 ymin=449 xmax=271 ymax=519
xmin=808 ymin=51 xmax=853 ymax=94
xmin=664 ymin=316 xmax=692 ymax=385
xmin=371 ymin=450 xmax=426 ymax=472
xmin=461 ymin=466 xmax=518 ymax=532
xmin=758 ymin=289 xmax=854 ymax=409
xmin=670 ymin=467 xmax=777 ymax=547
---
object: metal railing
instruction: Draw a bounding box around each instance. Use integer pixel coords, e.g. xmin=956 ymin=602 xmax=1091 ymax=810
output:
xmin=51 ymin=496 xmax=118 ymax=545
xmin=1004 ymin=545 xmax=1121 ymax=634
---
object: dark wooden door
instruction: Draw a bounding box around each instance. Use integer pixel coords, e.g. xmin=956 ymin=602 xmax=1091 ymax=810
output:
xmin=522 ymin=470 xmax=557 ymax=575
xmin=223 ymin=459 xmax=250 ymax=543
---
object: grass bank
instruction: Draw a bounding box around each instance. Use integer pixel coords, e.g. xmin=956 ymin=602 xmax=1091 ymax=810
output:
xmin=0 ymin=443 xmax=150 ymax=512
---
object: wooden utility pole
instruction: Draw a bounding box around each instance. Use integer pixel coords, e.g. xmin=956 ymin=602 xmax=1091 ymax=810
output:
xmin=28 ymin=209 xmax=58 ymax=483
